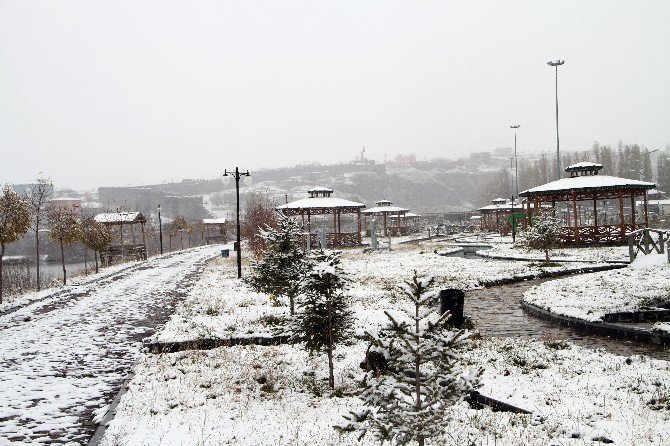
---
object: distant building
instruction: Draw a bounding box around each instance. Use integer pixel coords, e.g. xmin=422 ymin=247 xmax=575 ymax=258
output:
xmin=47 ymin=197 xmax=82 ymax=214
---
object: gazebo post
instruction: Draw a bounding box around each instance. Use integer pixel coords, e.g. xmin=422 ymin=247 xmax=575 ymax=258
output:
xmin=619 ymin=192 xmax=626 ymax=242
xmin=593 ymin=199 xmax=598 ymax=228
xmin=525 ymin=200 xmax=531 ymax=226
xmin=141 ymin=222 xmax=147 ymax=260
xmin=333 ymin=212 xmax=337 ymax=236
xmin=571 ymin=192 xmax=579 ymax=243
xmin=630 ymin=194 xmax=636 ymax=230
xmin=644 ymin=191 xmax=649 ymax=228
xmin=383 ymin=213 xmax=387 ymax=237
xmin=357 ymin=209 xmax=362 ymax=244
xmin=120 ymin=223 xmax=124 ymax=259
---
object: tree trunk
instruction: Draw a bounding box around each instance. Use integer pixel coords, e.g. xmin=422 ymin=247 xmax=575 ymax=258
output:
xmin=60 ymin=238 xmax=67 ymax=285
xmin=94 ymin=250 xmax=99 ymax=274
xmin=289 ymin=294 xmax=295 ymax=316
xmin=545 ymin=249 xmax=550 ymax=263
xmin=0 ymin=244 xmax=4 ymax=304
xmin=35 ymin=227 xmax=41 ymax=291
xmin=327 ymin=299 xmax=334 ymax=388
xmin=415 ymin=299 xmax=423 ymax=446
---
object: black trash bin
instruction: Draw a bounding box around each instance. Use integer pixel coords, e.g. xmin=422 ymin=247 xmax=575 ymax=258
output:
xmin=221 ymin=249 xmax=230 ymax=258
xmin=438 ymin=288 xmax=465 ymax=327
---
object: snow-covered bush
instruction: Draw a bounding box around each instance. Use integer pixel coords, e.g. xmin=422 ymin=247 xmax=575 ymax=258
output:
xmin=289 ymin=249 xmax=353 ymax=388
xmin=338 ymin=271 xmax=482 ymax=446
xmin=247 ymin=215 xmax=308 ymax=315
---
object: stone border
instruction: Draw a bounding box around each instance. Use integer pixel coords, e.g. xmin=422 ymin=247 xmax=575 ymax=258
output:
xmin=522 ymin=300 xmax=670 ymax=347
xmin=144 ymin=335 xmax=290 ymax=354
xmin=474 ymin=250 xmax=629 ymax=265
xmin=480 ymin=263 xmax=627 ymax=287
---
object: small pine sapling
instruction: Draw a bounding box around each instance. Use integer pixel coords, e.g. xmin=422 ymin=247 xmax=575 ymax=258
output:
xmin=520 ymin=210 xmax=562 ymax=263
xmin=338 ymin=271 xmax=481 ymax=446
xmin=290 ymin=250 xmax=353 ymax=388
xmin=247 ymin=214 xmax=308 ymax=315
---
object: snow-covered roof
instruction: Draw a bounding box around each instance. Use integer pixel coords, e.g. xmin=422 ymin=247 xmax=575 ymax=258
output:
xmin=520 ymin=175 xmax=655 ymax=197
xmin=277 ymin=197 xmax=365 ymax=211
xmin=203 ymin=218 xmax=227 ymax=224
xmin=478 ymin=202 xmax=529 ymax=212
xmin=362 ymin=206 xmax=409 ymax=214
xmin=565 ymin=162 xmax=603 ymax=172
xmin=375 ymin=199 xmax=393 ymax=205
xmin=94 ymin=212 xmax=146 ymax=224
xmin=307 ymin=186 xmax=333 ymax=193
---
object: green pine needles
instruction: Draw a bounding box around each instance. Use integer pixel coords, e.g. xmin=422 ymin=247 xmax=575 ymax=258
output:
xmin=290 ymin=249 xmax=353 ymax=388
xmin=338 ymin=271 xmax=482 ymax=446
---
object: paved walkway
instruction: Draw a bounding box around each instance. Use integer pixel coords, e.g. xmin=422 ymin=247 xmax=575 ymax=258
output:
xmin=0 ymin=246 xmax=222 ymax=445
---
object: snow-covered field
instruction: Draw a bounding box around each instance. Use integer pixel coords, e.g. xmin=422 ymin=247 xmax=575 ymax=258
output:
xmin=479 ymin=243 xmax=629 ymax=263
xmin=524 ymin=253 xmax=670 ymax=322
xmin=0 ymin=245 xmax=223 ymax=445
xmin=102 ymin=244 xmax=670 ymax=445
xmin=155 ymin=245 xmax=605 ymax=344
xmin=100 ymin=338 xmax=670 ymax=446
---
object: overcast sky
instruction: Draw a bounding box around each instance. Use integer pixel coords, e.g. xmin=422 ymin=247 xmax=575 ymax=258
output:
xmin=1 ymin=0 xmax=669 ymax=189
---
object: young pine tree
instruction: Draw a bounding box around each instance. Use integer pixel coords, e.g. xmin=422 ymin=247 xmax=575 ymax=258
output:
xmin=338 ymin=272 xmax=481 ymax=446
xmin=247 ymin=215 xmax=307 ymax=315
xmin=520 ymin=210 xmax=562 ymax=263
xmin=290 ymin=249 xmax=353 ymax=388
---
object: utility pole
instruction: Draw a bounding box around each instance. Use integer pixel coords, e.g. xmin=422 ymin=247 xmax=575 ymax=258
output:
xmin=547 ymin=59 xmax=565 ymax=179
xmin=510 ymin=124 xmax=520 ymax=197
xmin=158 ymin=205 xmax=163 ymax=255
xmin=224 ymin=167 xmax=250 ymax=278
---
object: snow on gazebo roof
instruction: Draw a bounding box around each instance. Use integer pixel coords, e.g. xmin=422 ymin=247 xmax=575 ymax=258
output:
xmin=308 ymin=186 xmax=333 ymax=193
xmin=363 ymin=206 xmax=409 ymax=214
xmin=477 ymin=201 xmax=529 ymax=212
xmin=565 ymin=161 xmax=603 ymax=172
xmin=375 ymin=199 xmax=393 ymax=205
xmin=276 ymin=197 xmax=365 ymax=211
xmin=94 ymin=212 xmax=146 ymax=225
xmin=519 ymin=175 xmax=655 ymax=197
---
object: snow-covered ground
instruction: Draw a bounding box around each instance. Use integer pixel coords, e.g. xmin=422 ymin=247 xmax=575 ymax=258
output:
xmin=479 ymin=243 xmax=629 ymax=263
xmin=155 ymin=245 xmax=606 ymax=344
xmin=0 ymin=245 xmax=223 ymax=445
xmin=100 ymin=337 xmax=670 ymax=446
xmin=523 ymin=252 xmax=670 ymax=322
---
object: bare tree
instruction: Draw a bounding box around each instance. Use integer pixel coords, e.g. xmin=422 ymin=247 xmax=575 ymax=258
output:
xmin=80 ymin=216 xmax=112 ymax=273
xmin=0 ymin=187 xmax=31 ymax=303
xmin=171 ymin=215 xmax=189 ymax=250
xmin=244 ymin=192 xmax=279 ymax=258
xmin=25 ymin=177 xmax=53 ymax=290
xmin=47 ymin=205 xmax=81 ymax=285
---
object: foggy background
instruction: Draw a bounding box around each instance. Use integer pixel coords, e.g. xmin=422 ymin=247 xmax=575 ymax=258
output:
xmin=1 ymin=0 xmax=669 ymax=189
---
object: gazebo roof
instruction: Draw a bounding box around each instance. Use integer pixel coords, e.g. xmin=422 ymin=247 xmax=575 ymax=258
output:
xmin=308 ymin=186 xmax=333 ymax=193
xmin=565 ymin=161 xmax=603 ymax=172
xmin=277 ymin=197 xmax=365 ymax=211
xmin=363 ymin=206 xmax=409 ymax=215
xmin=94 ymin=212 xmax=146 ymax=225
xmin=520 ymin=175 xmax=655 ymax=197
xmin=477 ymin=201 xmax=528 ymax=212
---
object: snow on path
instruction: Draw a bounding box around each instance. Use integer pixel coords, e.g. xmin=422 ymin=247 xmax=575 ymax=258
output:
xmin=0 ymin=245 xmax=224 ymax=445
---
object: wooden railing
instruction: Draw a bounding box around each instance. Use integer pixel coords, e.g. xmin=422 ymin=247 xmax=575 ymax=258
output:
xmin=100 ymin=244 xmax=147 ymax=266
xmin=627 ymin=228 xmax=668 ymax=263
xmin=558 ymin=225 xmax=636 ymax=244
xmin=302 ymin=232 xmax=360 ymax=249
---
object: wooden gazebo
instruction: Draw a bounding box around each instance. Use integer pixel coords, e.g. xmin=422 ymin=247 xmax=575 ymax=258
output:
xmin=519 ymin=162 xmax=655 ymax=245
xmin=477 ymin=198 xmax=526 ymax=233
xmin=203 ymin=218 xmax=228 ymax=244
xmin=276 ymin=187 xmax=365 ymax=248
xmin=362 ymin=200 xmax=410 ymax=236
xmin=94 ymin=212 xmax=148 ymax=264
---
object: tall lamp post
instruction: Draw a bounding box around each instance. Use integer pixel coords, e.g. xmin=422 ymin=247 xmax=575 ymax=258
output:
xmin=547 ymin=59 xmax=565 ymax=179
xmin=224 ymin=167 xmax=250 ymax=279
xmin=510 ymin=124 xmax=520 ymax=198
xmin=157 ymin=205 xmax=163 ymax=255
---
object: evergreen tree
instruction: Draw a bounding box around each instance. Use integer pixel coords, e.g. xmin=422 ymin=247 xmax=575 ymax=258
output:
xmin=520 ymin=210 xmax=562 ymax=263
xmin=338 ymin=272 xmax=481 ymax=446
xmin=247 ymin=214 xmax=307 ymax=315
xmin=289 ymin=249 xmax=353 ymax=388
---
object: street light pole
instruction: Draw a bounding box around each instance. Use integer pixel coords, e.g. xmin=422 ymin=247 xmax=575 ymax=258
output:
xmin=547 ymin=59 xmax=565 ymax=179
xmin=224 ymin=167 xmax=250 ymax=279
xmin=158 ymin=205 xmax=163 ymax=255
xmin=510 ymin=124 xmax=520 ymax=198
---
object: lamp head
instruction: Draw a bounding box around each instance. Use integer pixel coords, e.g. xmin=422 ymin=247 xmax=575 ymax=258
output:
xmin=510 ymin=125 xmax=520 ymax=129
xmin=547 ymin=60 xmax=565 ymax=66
